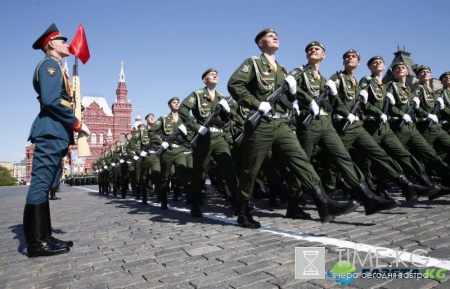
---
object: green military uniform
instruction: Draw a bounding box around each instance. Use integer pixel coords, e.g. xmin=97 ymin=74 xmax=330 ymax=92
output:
xmin=433 ymin=74 xmax=450 ymax=162
xmin=126 ymin=137 xmax=139 ymax=198
xmin=179 ymin=83 xmax=238 ymax=217
xmin=150 ymin=108 xmax=191 ymax=209
xmin=111 ymin=144 xmax=121 ymax=197
xmin=117 ymin=142 xmax=130 ymax=198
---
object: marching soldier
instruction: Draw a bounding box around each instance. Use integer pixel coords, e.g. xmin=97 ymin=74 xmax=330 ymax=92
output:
xmin=434 ymin=71 xmax=450 ymax=162
xmin=111 ymin=140 xmax=122 ymax=197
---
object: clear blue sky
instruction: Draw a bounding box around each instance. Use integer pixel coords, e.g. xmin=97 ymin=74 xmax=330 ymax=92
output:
xmin=1 ymin=0 xmax=450 ymax=163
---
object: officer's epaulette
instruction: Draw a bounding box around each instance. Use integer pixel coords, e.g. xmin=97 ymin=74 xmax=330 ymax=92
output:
xmin=163 ymin=114 xmax=167 ymax=117
xmin=196 ymin=89 xmax=204 ymax=94
xmin=133 ymin=133 xmax=139 ymax=138
xmin=251 ymin=56 xmax=259 ymax=60
xmin=364 ymin=76 xmax=372 ymax=81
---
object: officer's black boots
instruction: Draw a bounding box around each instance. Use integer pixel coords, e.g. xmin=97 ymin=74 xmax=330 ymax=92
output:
xmin=46 ymin=201 xmax=73 ymax=247
xmin=141 ymin=188 xmax=148 ymax=205
xmin=237 ymin=202 xmax=261 ymax=229
xmin=190 ymin=194 xmax=203 ymax=217
xmin=355 ymin=182 xmax=401 ymax=215
xmin=49 ymin=187 xmax=59 ymax=200
xmin=184 ymin=186 xmax=192 ymax=206
xmin=284 ymin=194 xmax=312 ymax=220
xmin=160 ymin=190 xmax=168 ymax=210
xmin=395 ymin=174 xmax=440 ymax=202
xmin=23 ymin=203 xmax=70 ymax=258
xmin=310 ymin=184 xmax=360 ymax=223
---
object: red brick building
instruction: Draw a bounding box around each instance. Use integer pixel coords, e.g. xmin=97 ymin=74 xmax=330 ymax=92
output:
xmin=25 ymin=61 xmax=138 ymax=183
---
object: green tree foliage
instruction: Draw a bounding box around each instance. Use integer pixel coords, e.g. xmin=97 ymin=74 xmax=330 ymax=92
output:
xmin=0 ymin=166 xmax=17 ymax=186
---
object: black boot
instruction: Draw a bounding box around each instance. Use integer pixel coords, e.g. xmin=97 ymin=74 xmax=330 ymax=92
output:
xmin=98 ymin=184 xmax=102 ymax=194
xmin=49 ymin=187 xmax=59 ymax=200
xmin=396 ymin=174 xmax=440 ymax=202
xmin=310 ymin=184 xmax=360 ymax=223
xmin=190 ymin=194 xmax=203 ymax=217
xmin=141 ymin=187 xmax=148 ymax=205
xmin=23 ymin=203 xmax=69 ymax=258
xmin=184 ymin=186 xmax=191 ymax=206
xmin=373 ymin=181 xmax=392 ymax=200
xmin=284 ymin=193 xmax=312 ymax=220
xmin=236 ymin=202 xmax=261 ymax=229
xmin=418 ymin=173 xmax=448 ymax=200
xmin=45 ymin=201 xmax=73 ymax=247
xmin=355 ymin=182 xmax=401 ymax=215
xmin=160 ymin=190 xmax=168 ymax=210
xmin=173 ymin=185 xmax=181 ymax=202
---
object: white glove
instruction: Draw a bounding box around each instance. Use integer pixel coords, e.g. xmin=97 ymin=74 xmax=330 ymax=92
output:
xmin=309 ymin=100 xmax=319 ymax=117
xmin=258 ymin=101 xmax=271 ymax=114
xmin=412 ymin=97 xmax=420 ymax=109
xmin=347 ymin=113 xmax=356 ymax=124
xmin=104 ymin=165 xmax=108 ymax=169
xmin=380 ymin=114 xmax=387 ymax=123
xmin=198 ymin=126 xmax=208 ymax=135
xmin=293 ymin=103 xmax=300 ymax=116
xmin=386 ymin=92 xmax=396 ymax=105
xmin=140 ymin=151 xmax=147 ymax=157
xmin=111 ymin=163 xmax=116 ymax=167
xmin=99 ymin=169 xmax=103 ymax=173
xmin=161 ymin=142 xmax=169 ymax=149
xmin=133 ymin=156 xmax=139 ymax=161
xmin=437 ymin=97 xmax=445 ymax=110
xmin=427 ymin=113 xmax=438 ymax=123
xmin=285 ymin=75 xmax=297 ymax=95
xmin=119 ymin=159 xmax=125 ymax=164
xmin=326 ymin=79 xmax=338 ymax=96
xmin=218 ymin=99 xmax=230 ymax=113
xmin=402 ymin=114 xmax=411 ymax=123
xmin=95 ymin=170 xmax=99 ymax=173
xmin=178 ymin=124 xmax=187 ymax=135
xmin=80 ymin=123 xmax=90 ymax=136
xmin=359 ymin=90 xmax=368 ymax=104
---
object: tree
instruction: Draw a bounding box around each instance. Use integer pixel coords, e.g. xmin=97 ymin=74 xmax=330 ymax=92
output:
xmin=0 ymin=166 xmax=17 ymax=186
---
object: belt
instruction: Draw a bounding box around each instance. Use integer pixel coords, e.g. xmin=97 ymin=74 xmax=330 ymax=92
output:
xmin=332 ymin=114 xmax=360 ymax=121
xmin=171 ymin=144 xmax=181 ymax=148
xmin=209 ymin=127 xmax=223 ymax=133
xmin=60 ymin=99 xmax=73 ymax=110
xmin=441 ymin=120 xmax=449 ymax=124
xmin=301 ymin=108 xmax=328 ymax=116
xmin=149 ymin=150 xmax=156 ymax=153
xmin=250 ymin=110 xmax=288 ymax=119
xmin=184 ymin=151 xmax=192 ymax=155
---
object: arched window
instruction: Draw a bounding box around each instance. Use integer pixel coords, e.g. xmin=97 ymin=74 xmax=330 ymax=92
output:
xmin=91 ymin=133 xmax=97 ymax=144
xmin=120 ymin=133 xmax=126 ymax=144
xmin=100 ymin=133 xmax=104 ymax=144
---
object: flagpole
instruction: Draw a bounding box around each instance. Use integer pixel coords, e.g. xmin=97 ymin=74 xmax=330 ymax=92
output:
xmin=73 ymin=56 xmax=91 ymax=157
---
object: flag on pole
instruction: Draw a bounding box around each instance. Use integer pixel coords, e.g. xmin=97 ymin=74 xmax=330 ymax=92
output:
xmin=69 ymin=23 xmax=90 ymax=64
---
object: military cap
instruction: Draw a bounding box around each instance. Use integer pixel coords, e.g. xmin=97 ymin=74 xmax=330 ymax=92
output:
xmin=391 ymin=62 xmax=408 ymax=70
xmin=168 ymin=97 xmax=179 ymax=105
xmin=32 ymin=23 xmax=67 ymax=50
xmin=144 ymin=113 xmax=154 ymax=119
xmin=254 ymin=28 xmax=277 ymax=44
xmin=416 ymin=65 xmax=431 ymax=74
xmin=305 ymin=41 xmax=325 ymax=53
xmin=439 ymin=71 xmax=450 ymax=81
xmin=367 ymin=55 xmax=384 ymax=67
xmin=202 ymin=68 xmax=218 ymax=79
xmin=137 ymin=123 xmax=144 ymax=129
xmin=343 ymin=49 xmax=360 ymax=60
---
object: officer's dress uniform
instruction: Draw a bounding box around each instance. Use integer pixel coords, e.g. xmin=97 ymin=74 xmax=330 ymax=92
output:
xmin=433 ymin=84 xmax=450 ymax=162
xmin=117 ymin=143 xmax=130 ymax=198
xmin=111 ymin=145 xmax=122 ymax=196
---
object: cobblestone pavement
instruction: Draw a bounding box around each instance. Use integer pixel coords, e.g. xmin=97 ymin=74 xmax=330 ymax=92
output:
xmin=1 ymin=184 xmax=450 ymax=289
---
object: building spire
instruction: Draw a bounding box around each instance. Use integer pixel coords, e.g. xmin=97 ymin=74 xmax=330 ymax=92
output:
xmin=119 ymin=60 xmax=125 ymax=83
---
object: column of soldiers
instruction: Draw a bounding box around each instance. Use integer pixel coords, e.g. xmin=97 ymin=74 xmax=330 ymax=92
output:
xmin=88 ymin=28 xmax=450 ymax=229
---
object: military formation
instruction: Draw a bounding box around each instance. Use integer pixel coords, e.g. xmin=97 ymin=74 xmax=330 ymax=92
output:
xmin=84 ymin=28 xmax=450 ymax=231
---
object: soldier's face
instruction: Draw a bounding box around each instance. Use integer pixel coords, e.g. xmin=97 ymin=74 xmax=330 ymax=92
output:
xmin=393 ymin=65 xmax=408 ymax=78
xmin=50 ymin=39 xmax=70 ymax=58
xmin=418 ymin=69 xmax=431 ymax=84
xmin=369 ymin=60 xmax=385 ymax=74
xmin=203 ymin=72 xmax=218 ymax=85
xmin=306 ymin=46 xmax=326 ymax=62
xmin=146 ymin=115 xmax=154 ymax=125
xmin=258 ymin=33 xmax=279 ymax=52
xmin=169 ymin=100 xmax=180 ymax=111
xmin=343 ymin=53 xmax=360 ymax=68
xmin=441 ymin=75 xmax=450 ymax=88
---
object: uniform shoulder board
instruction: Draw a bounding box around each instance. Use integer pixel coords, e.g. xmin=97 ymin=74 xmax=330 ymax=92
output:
xmin=364 ymin=76 xmax=372 ymax=81
xmin=251 ymin=55 xmax=259 ymax=60
xmin=163 ymin=114 xmax=167 ymax=117
xmin=133 ymin=132 xmax=139 ymax=138
xmin=196 ymin=89 xmax=204 ymax=94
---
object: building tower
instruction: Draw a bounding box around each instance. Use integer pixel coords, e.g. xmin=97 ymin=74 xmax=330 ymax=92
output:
xmin=112 ymin=61 xmax=133 ymax=144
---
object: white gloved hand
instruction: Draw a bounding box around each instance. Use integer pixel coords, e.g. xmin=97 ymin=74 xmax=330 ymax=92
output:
xmin=178 ymin=124 xmax=187 ymax=135
xmin=437 ymin=97 xmax=445 ymax=110
xmin=219 ymin=99 xmax=230 ymax=113
xmin=120 ymin=159 xmax=125 ymax=164
xmin=285 ymin=75 xmax=297 ymax=95
xmin=80 ymin=123 xmax=90 ymax=136
xmin=111 ymin=163 xmax=116 ymax=167
xmin=161 ymin=142 xmax=169 ymax=149
xmin=347 ymin=113 xmax=356 ymax=124
xmin=133 ymin=156 xmax=139 ymax=161
xmin=326 ymin=79 xmax=338 ymax=96
xmin=104 ymin=165 xmax=108 ymax=169
xmin=309 ymin=100 xmax=319 ymax=116
xmin=427 ymin=113 xmax=438 ymax=123
xmin=402 ymin=114 xmax=411 ymax=123
xmin=293 ymin=103 xmax=300 ymax=116
xmin=412 ymin=97 xmax=420 ymax=109
xmin=198 ymin=126 xmax=208 ymax=135
xmin=95 ymin=170 xmax=99 ymax=173
xmin=258 ymin=101 xmax=271 ymax=114
xmin=380 ymin=114 xmax=387 ymax=123
xmin=359 ymin=90 xmax=368 ymax=104
xmin=99 ymin=169 xmax=103 ymax=173
xmin=386 ymin=92 xmax=396 ymax=105
xmin=140 ymin=151 xmax=147 ymax=157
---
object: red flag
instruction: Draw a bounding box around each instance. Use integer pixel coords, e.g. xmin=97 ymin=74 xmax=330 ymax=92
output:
xmin=69 ymin=23 xmax=90 ymax=64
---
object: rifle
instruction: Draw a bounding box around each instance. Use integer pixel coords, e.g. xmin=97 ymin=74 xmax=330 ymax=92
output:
xmin=427 ymin=90 xmax=444 ymax=131
xmin=378 ymin=86 xmax=394 ymax=135
xmin=190 ymin=104 xmax=224 ymax=149
xmin=341 ymin=77 xmax=376 ymax=134
xmin=136 ymin=142 xmax=159 ymax=165
xmin=398 ymin=90 xmax=422 ymax=132
xmin=245 ymin=64 xmax=311 ymax=133
xmin=73 ymin=57 xmax=91 ymax=157
xmin=155 ymin=128 xmax=183 ymax=157
xmin=301 ymin=71 xmax=340 ymax=129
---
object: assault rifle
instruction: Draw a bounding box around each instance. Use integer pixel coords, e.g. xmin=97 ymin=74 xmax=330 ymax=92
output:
xmin=155 ymin=128 xmax=183 ymax=157
xmin=136 ymin=142 xmax=159 ymax=165
xmin=378 ymin=86 xmax=394 ymax=135
xmin=301 ymin=71 xmax=340 ymax=129
xmin=233 ymin=128 xmax=245 ymax=147
xmin=244 ymin=64 xmax=311 ymax=133
xmin=399 ymin=90 xmax=423 ymax=132
xmin=427 ymin=90 xmax=444 ymax=132
xmin=190 ymin=104 xmax=224 ymax=149
xmin=341 ymin=77 xmax=376 ymax=134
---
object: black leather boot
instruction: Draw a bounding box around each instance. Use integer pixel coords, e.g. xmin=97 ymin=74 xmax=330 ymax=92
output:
xmin=355 ymin=182 xmax=400 ymax=215
xmin=190 ymin=194 xmax=203 ymax=217
xmin=23 ymin=203 xmax=69 ymax=258
xmin=46 ymin=201 xmax=73 ymax=247
xmin=284 ymin=193 xmax=312 ymax=220
xmin=184 ymin=186 xmax=191 ymax=206
xmin=310 ymin=184 xmax=360 ymax=223
xmin=173 ymin=185 xmax=181 ymax=202
xmin=141 ymin=186 xmax=148 ymax=204
xmin=236 ymin=202 xmax=261 ymax=229
xmin=396 ymin=174 xmax=440 ymax=202
xmin=49 ymin=187 xmax=59 ymax=200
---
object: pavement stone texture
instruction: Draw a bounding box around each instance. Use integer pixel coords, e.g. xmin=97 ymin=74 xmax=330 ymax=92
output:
xmin=1 ymin=184 xmax=450 ymax=288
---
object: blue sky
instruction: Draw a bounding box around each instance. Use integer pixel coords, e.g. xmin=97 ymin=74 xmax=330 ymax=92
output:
xmin=1 ymin=0 xmax=450 ymax=163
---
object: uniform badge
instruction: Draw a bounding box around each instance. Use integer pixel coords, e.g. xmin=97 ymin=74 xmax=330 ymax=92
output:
xmin=241 ymin=65 xmax=249 ymax=73
xmin=202 ymin=103 xmax=208 ymax=106
xmin=189 ymin=97 xmax=195 ymax=103
xmin=156 ymin=120 xmax=161 ymax=125
xmin=46 ymin=66 xmax=57 ymax=77
xmin=263 ymin=71 xmax=270 ymax=76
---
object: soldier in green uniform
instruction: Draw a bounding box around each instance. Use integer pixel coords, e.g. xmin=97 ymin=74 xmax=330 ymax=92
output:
xmin=179 ymin=68 xmax=238 ymax=217
xmin=103 ymin=145 xmax=114 ymax=194
xmin=359 ymin=56 xmax=439 ymax=195
xmin=434 ymin=71 xmax=450 ymax=162
xmin=111 ymin=140 xmax=122 ymax=197
xmin=326 ymin=50 xmax=438 ymax=202
xmin=386 ymin=62 xmax=450 ymax=194
xmin=118 ymin=133 xmax=132 ymax=198
xmin=150 ymin=97 xmax=191 ymax=209
xmin=227 ymin=30 xmax=359 ymax=228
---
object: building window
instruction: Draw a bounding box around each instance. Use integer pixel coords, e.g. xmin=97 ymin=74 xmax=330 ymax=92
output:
xmin=100 ymin=133 xmax=104 ymax=144
xmin=91 ymin=133 xmax=97 ymax=144
xmin=120 ymin=133 xmax=126 ymax=144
